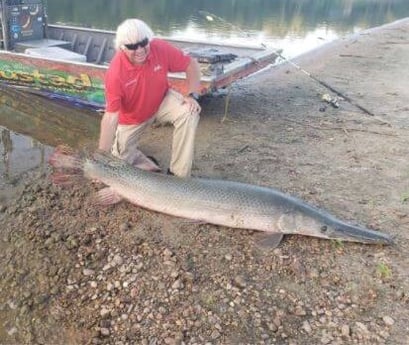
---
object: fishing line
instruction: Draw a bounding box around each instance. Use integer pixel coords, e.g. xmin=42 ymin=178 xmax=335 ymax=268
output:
xmin=198 ymin=10 xmax=377 ymax=117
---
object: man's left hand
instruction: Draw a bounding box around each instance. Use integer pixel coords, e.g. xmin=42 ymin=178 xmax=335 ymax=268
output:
xmin=184 ymin=95 xmax=201 ymax=114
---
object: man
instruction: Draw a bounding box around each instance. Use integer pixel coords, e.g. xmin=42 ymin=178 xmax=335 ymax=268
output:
xmin=98 ymin=18 xmax=201 ymax=177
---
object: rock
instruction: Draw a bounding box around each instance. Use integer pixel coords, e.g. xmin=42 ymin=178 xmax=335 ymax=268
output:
xmin=100 ymin=327 xmax=110 ymax=337
xmin=100 ymin=319 xmax=111 ymax=328
xmin=341 ymin=324 xmax=350 ymax=337
xmin=119 ymin=222 xmax=129 ymax=231
xmin=233 ymin=275 xmax=247 ymax=289
xmin=163 ymin=248 xmax=173 ymax=257
xmin=302 ymin=320 xmax=312 ymax=334
xmin=164 ymin=337 xmax=176 ymax=345
xmin=91 ymin=337 xmax=102 ymax=344
xmin=100 ymin=308 xmax=111 ymax=318
xmin=320 ymin=334 xmax=332 ymax=344
xmin=7 ymin=326 xmax=17 ymax=336
xmin=7 ymin=300 xmax=18 ymax=310
xmin=83 ymin=268 xmax=95 ymax=276
xmin=112 ymin=254 xmax=123 ymax=267
xmin=268 ymin=322 xmax=278 ymax=332
xmin=171 ymin=279 xmax=183 ymax=290
xmin=170 ymin=270 xmax=179 ymax=278
xmin=210 ymin=330 xmax=221 ymax=340
xmin=382 ymin=316 xmax=394 ymax=326
xmin=273 ymin=316 xmax=282 ymax=328
xmin=294 ymin=305 xmax=307 ymax=316
xmin=355 ymin=322 xmax=369 ymax=332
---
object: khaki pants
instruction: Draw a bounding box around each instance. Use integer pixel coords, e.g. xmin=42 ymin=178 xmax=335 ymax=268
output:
xmin=111 ymin=89 xmax=200 ymax=177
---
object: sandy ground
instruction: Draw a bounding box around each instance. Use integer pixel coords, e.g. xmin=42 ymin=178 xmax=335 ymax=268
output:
xmin=1 ymin=18 xmax=409 ymax=345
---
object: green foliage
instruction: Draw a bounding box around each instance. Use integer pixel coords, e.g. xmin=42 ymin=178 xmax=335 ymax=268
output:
xmin=401 ymin=192 xmax=409 ymax=204
xmin=376 ymin=262 xmax=392 ymax=279
xmin=330 ymin=238 xmax=344 ymax=250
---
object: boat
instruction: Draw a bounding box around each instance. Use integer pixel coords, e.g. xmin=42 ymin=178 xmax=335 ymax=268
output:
xmin=0 ymin=0 xmax=280 ymax=111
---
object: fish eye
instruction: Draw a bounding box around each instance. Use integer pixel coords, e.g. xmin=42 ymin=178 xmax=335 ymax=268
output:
xmin=320 ymin=225 xmax=328 ymax=233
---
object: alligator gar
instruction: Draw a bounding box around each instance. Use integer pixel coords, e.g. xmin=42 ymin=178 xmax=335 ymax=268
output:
xmin=49 ymin=147 xmax=393 ymax=246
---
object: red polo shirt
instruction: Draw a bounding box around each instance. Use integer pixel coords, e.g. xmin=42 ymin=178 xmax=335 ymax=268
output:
xmin=105 ymin=38 xmax=191 ymax=125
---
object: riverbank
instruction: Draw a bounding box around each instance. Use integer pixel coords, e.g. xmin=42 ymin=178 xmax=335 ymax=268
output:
xmin=1 ymin=18 xmax=409 ymax=344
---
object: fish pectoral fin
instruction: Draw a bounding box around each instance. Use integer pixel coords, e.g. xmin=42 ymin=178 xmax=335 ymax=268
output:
xmin=256 ymin=233 xmax=284 ymax=249
xmin=94 ymin=187 xmax=123 ymax=206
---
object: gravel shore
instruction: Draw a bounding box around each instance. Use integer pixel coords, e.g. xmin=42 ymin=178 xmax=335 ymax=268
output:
xmin=1 ymin=18 xmax=409 ymax=345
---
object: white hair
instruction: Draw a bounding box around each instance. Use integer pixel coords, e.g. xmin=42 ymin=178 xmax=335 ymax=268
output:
xmin=114 ymin=19 xmax=154 ymax=51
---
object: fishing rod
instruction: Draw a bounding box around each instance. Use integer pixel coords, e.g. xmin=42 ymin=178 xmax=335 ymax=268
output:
xmin=198 ymin=10 xmax=376 ymax=117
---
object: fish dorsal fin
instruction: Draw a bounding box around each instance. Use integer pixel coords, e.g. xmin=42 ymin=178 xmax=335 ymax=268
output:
xmin=256 ymin=233 xmax=284 ymax=248
xmin=92 ymin=151 xmax=129 ymax=168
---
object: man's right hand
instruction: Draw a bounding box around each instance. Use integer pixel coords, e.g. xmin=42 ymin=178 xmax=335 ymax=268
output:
xmin=98 ymin=111 xmax=119 ymax=152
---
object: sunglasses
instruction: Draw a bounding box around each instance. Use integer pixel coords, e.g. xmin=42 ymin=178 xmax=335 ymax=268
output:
xmin=124 ymin=38 xmax=149 ymax=50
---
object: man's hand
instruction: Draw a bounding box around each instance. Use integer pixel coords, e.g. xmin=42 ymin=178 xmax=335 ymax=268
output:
xmin=185 ymin=58 xmax=201 ymax=115
xmin=98 ymin=111 xmax=119 ymax=151
xmin=183 ymin=94 xmax=201 ymax=114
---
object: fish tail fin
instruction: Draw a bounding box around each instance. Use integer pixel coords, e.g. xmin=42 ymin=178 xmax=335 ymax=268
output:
xmin=48 ymin=145 xmax=83 ymax=170
xmin=49 ymin=145 xmax=84 ymax=186
xmin=50 ymin=170 xmax=83 ymax=186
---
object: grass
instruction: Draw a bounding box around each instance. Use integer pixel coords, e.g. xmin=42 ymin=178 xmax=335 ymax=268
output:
xmin=376 ymin=262 xmax=392 ymax=279
xmin=331 ymin=238 xmax=344 ymax=249
xmin=400 ymin=192 xmax=409 ymax=204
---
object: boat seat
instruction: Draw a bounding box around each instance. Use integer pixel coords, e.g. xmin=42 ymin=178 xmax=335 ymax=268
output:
xmin=14 ymin=38 xmax=72 ymax=52
xmin=24 ymin=46 xmax=87 ymax=62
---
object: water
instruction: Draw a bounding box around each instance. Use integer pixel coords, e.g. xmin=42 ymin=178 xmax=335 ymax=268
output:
xmin=1 ymin=0 xmax=409 ymax=191
xmin=47 ymin=0 xmax=409 ymax=58
xmin=0 ymin=87 xmax=99 ymax=200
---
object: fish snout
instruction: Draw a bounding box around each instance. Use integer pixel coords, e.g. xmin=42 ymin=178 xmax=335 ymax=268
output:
xmin=331 ymin=222 xmax=393 ymax=245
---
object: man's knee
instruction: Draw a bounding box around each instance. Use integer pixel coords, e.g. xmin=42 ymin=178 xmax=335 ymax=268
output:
xmin=189 ymin=108 xmax=200 ymax=123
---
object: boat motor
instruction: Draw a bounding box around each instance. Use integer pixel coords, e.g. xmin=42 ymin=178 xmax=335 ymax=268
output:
xmin=0 ymin=0 xmax=45 ymax=50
